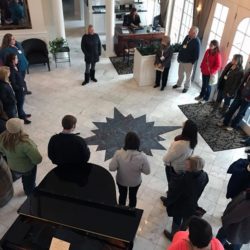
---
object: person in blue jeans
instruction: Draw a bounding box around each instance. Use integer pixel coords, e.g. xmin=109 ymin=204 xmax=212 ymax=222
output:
xmin=217 ymin=69 xmax=250 ymax=131
xmin=213 ymin=54 xmax=244 ymax=113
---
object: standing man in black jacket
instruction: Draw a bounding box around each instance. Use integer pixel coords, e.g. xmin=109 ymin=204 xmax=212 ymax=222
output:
xmin=81 ymin=25 xmax=101 ymax=86
xmin=48 ymin=115 xmax=90 ymax=169
xmin=173 ymin=26 xmax=200 ymax=93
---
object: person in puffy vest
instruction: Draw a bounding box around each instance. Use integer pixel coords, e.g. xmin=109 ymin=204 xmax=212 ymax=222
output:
xmin=217 ymin=69 xmax=250 ymax=131
xmin=216 ymin=189 xmax=250 ymax=250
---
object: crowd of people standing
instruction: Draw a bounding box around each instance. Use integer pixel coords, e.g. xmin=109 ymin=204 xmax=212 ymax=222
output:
xmin=0 ymin=25 xmax=249 ymax=250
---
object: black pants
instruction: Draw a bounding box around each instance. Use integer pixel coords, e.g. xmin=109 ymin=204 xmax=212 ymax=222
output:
xmin=12 ymin=166 xmax=37 ymax=196
xmin=171 ymin=216 xmax=190 ymax=233
xmin=117 ymin=183 xmax=141 ymax=208
xmin=155 ymin=67 xmax=170 ymax=88
xmin=20 ymin=70 xmax=29 ymax=92
xmin=16 ymin=92 xmax=26 ymax=119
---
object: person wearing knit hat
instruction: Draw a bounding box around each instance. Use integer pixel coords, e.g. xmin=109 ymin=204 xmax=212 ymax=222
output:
xmin=0 ymin=118 xmax=42 ymax=196
xmin=6 ymin=117 xmax=23 ymax=133
xmin=163 ymin=155 xmax=209 ymax=241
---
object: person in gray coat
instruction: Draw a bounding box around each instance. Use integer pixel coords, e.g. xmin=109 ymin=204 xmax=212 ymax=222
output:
xmin=109 ymin=132 xmax=150 ymax=208
xmin=154 ymin=36 xmax=173 ymax=91
xmin=216 ymin=189 xmax=250 ymax=250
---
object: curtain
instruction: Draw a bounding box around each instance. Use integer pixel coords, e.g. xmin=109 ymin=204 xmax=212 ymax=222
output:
xmin=193 ymin=0 xmax=214 ymax=40
xmin=160 ymin=0 xmax=169 ymax=28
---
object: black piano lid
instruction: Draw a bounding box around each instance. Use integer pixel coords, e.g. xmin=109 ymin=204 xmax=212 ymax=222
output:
xmin=18 ymin=192 xmax=143 ymax=243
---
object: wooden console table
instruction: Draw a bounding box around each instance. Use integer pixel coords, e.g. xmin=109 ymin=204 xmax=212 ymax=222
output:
xmin=114 ymin=25 xmax=165 ymax=56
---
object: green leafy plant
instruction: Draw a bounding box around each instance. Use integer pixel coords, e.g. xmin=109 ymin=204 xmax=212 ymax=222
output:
xmin=137 ymin=44 xmax=160 ymax=56
xmin=49 ymin=37 xmax=68 ymax=54
xmin=172 ymin=43 xmax=182 ymax=53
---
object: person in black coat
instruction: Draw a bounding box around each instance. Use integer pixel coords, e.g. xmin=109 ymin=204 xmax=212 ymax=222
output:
xmin=81 ymin=25 xmax=101 ymax=86
xmin=164 ymin=156 xmax=209 ymax=241
xmin=4 ymin=53 xmax=31 ymax=124
xmin=123 ymin=8 xmax=141 ymax=28
xmin=154 ymin=36 xmax=173 ymax=91
xmin=213 ymin=54 xmax=244 ymax=113
xmin=0 ymin=66 xmax=17 ymax=118
xmin=48 ymin=115 xmax=90 ymax=169
xmin=226 ymin=158 xmax=250 ymax=199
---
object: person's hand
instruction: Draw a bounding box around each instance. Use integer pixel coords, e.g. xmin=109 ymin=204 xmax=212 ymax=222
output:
xmin=160 ymin=56 xmax=165 ymax=61
xmin=226 ymin=93 xmax=231 ymax=97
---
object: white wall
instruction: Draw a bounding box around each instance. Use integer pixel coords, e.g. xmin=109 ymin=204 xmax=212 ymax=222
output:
xmin=0 ymin=0 xmax=49 ymax=42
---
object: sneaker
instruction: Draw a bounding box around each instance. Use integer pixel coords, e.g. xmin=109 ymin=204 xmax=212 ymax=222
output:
xmin=225 ymin=126 xmax=234 ymax=131
xmin=24 ymin=119 xmax=31 ymax=125
xmin=160 ymin=87 xmax=165 ymax=91
xmin=217 ymin=121 xmax=224 ymax=127
xmin=163 ymin=229 xmax=173 ymax=241
xmin=199 ymin=100 xmax=207 ymax=104
xmin=195 ymin=95 xmax=202 ymax=101
xmin=153 ymin=84 xmax=160 ymax=88
xmin=245 ymin=149 xmax=250 ymax=154
xmin=182 ymin=88 xmax=188 ymax=93
xmin=172 ymin=84 xmax=180 ymax=89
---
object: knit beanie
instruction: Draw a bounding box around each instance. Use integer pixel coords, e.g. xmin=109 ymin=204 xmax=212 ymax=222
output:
xmin=189 ymin=156 xmax=205 ymax=172
xmin=6 ymin=118 xmax=23 ymax=134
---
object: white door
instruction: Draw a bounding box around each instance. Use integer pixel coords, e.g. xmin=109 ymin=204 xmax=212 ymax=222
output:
xmin=227 ymin=7 xmax=250 ymax=67
xmin=194 ymin=0 xmax=233 ymax=85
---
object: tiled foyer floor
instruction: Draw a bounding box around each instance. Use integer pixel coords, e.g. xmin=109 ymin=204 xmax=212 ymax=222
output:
xmin=0 ymin=21 xmax=249 ymax=250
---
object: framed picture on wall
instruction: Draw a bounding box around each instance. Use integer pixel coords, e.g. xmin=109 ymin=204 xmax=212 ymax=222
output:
xmin=0 ymin=0 xmax=32 ymax=30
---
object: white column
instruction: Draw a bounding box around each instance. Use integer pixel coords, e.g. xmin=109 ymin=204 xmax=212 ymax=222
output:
xmin=105 ymin=0 xmax=115 ymax=57
xmin=51 ymin=0 xmax=66 ymax=38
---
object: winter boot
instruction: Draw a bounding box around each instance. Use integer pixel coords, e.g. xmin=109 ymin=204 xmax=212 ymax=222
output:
xmin=82 ymin=73 xmax=90 ymax=85
xmin=90 ymin=69 xmax=97 ymax=82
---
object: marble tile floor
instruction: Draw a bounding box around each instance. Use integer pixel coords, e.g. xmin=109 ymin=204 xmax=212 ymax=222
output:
xmin=0 ymin=21 xmax=249 ymax=250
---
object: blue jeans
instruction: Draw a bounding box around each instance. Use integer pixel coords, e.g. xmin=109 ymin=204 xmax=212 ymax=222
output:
xmin=199 ymin=74 xmax=211 ymax=101
xmin=16 ymin=92 xmax=26 ymax=119
xmin=216 ymin=227 xmax=242 ymax=250
xmin=13 ymin=166 xmax=37 ymax=196
xmin=216 ymin=90 xmax=232 ymax=107
xmin=223 ymin=98 xmax=250 ymax=128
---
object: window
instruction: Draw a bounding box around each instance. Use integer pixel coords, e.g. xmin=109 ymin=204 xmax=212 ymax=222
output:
xmin=229 ymin=18 xmax=250 ymax=66
xmin=207 ymin=3 xmax=229 ymax=48
xmin=170 ymin=0 xmax=193 ymax=44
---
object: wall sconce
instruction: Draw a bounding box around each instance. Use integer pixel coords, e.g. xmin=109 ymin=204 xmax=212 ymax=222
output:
xmin=196 ymin=3 xmax=202 ymax=13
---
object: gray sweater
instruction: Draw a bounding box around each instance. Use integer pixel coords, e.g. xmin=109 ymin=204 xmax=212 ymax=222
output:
xmin=109 ymin=149 xmax=150 ymax=187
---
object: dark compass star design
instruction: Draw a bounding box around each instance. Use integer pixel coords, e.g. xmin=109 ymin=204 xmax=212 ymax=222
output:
xmin=85 ymin=108 xmax=181 ymax=161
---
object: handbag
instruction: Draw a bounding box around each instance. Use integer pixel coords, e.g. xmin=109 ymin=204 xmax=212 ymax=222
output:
xmin=206 ymin=52 xmax=218 ymax=86
xmin=209 ymin=73 xmax=218 ymax=85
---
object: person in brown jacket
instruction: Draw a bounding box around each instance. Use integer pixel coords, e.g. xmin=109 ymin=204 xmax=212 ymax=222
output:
xmin=217 ymin=69 xmax=250 ymax=131
xmin=213 ymin=54 xmax=244 ymax=113
xmin=216 ymin=189 xmax=250 ymax=250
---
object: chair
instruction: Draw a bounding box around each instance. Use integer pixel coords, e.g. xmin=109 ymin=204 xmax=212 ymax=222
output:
xmin=123 ymin=39 xmax=143 ymax=65
xmin=21 ymin=38 xmax=50 ymax=73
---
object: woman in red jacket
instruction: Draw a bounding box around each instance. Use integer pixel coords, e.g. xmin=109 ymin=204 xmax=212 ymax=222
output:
xmin=195 ymin=40 xmax=221 ymax=103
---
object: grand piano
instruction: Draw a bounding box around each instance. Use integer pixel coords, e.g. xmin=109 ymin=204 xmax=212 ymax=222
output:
xmin=0 ymin=163 xmax=143 ymax=249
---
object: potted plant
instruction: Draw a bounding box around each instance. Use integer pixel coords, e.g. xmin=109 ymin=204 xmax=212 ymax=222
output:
xmin=172 ymin=42 xmax=182 ymax=53
xmin=49 ymin=37 xmax=68 ymax=54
